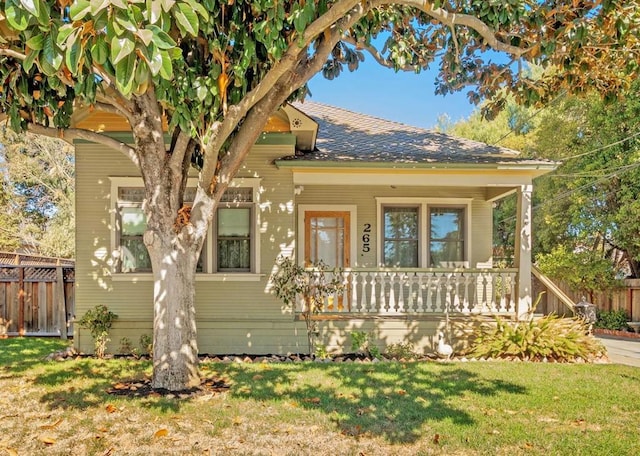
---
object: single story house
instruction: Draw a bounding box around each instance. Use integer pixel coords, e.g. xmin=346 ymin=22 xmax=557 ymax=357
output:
xmin=74 ymin=101 xmax=556 ymax=355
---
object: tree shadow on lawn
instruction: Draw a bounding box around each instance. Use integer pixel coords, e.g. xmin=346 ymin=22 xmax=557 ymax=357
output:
xmin=217 ymin=361 xmax=527 ymax=444
xmin=31 ymin=358 xmax=186 ymax=412
xmin=0 ymin=337 xmax=70 ymax=376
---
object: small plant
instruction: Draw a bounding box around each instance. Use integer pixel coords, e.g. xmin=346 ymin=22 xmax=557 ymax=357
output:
xmin=77 ymin=305 xmax=118 ymax=358
xmin=139 ymin=334 xmax=153 ymax=357
xmin=350 ymin=331 xmax=381 ymax=359
xmin=271 ymin=256 xmax=344 ymax=354
xmin=314 ymin=343 xmax=330 ymax=359
xmin=384 ymin=342 xmax=416 ymax=360
xmin=119 ymin=337 xmax=137 ymax=356
xmin=469 ymin=314 xmax=605 ymax=362
xmin=595 ymin=309 xmax=630 ymax=331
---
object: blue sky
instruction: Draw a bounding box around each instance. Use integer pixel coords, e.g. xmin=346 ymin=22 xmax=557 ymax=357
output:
xmin=307 ymin=57 xmax=477 ymax=130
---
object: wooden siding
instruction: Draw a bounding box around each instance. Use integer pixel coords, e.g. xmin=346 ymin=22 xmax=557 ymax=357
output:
xmin=74 ymin=139 xmax=297 ymax=353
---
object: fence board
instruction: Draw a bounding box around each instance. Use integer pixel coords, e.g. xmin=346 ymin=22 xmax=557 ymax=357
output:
xmin=0 ymin=260 xmax=75 ymax=337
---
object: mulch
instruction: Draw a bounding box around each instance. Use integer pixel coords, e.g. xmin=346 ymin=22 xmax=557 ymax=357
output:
xmin=106 ymin=377 xmax=230 ymax=399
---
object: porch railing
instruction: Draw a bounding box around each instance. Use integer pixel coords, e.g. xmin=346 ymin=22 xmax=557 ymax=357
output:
xmin=306 ymin=268 xmax=518 ymax=316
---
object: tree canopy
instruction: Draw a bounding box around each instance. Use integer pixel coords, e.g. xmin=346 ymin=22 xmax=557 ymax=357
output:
xmin=0 ymin=127 xmax=74 ymax=257
xmin=1 ymin=0 xmax=638 ymax=390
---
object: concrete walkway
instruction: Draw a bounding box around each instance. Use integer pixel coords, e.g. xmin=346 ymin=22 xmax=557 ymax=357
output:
xmin=597 ymin=336 xmax=640 ymax=367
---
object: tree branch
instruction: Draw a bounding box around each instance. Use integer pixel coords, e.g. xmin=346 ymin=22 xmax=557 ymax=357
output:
xmin=0 ymin=47 xmax=26 ymax=60
xmin=400 ymin=0 xmax=529 ymax=57
xmin=25 ymin=123 xmax=138 ymax=167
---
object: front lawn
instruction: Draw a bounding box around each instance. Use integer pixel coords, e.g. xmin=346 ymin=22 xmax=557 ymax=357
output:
xmin=1 ymin=338 xmax=639 ymax=455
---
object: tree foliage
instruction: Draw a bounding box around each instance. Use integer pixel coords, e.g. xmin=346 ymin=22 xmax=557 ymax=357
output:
xmin=1 ymin=1 xmax=638 ymax=390
xmin=0 ymin=126 xmax=74 ymax=257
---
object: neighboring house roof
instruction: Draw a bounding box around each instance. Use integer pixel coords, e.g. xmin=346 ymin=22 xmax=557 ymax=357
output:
xmin=279 ymin=101 xmax=556 ymax=169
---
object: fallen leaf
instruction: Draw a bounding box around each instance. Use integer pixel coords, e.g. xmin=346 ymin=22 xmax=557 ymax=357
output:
xmin=397 ymin=389 xmax=407 ymax=396
xmin=113 ymin=383 xmax=127 ymax=390
xmin=38 ymin=434 xmax=56 ymax=445
xmin=39 ymin=418 xmax=63 ymax=429
xmin=105 ymin=404 xmax=117 ymax=414
xmin=252 ymin=374 xmax=263 ymax=380
xmin=433 ymin=433 xmax=441 ymax=444
xmin=488 ymin=429 xmax=500 ymax=435
xmin=304 ymin=397 xmax=321 ymax=404
xmin=6 ymin=448 xmax=18 ymax=456
xmin=232 ymin=416 xmax=242 ymax=426
xmin=154 ymin=429 xmax=169 ymax=438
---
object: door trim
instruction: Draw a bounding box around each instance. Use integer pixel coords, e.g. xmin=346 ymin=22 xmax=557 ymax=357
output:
xmin=297 ymin=205 xmax=357 ymax=267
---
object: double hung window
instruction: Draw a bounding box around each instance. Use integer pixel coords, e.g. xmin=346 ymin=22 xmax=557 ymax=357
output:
xmin=112 ymin=178 xmax=260 ymax=275
xmin=379 ymin=199 xmax=469 ymax=268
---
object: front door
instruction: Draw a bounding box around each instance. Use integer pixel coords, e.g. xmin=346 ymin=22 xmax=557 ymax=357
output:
xmin=304 ymin=211 xmax=350 ymax=311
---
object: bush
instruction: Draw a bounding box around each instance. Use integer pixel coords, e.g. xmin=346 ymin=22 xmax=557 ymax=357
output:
xmin=595 ymin=309 xmax=630 ymax=331
xmin=350 ymin=331 xmax=381 ymax=359
xmin=469 ymin=314 xmax=605 ymax=362
xmin=77 ymin=305 xmax=118 ymax=358
xmin=384 ymin=342 xmax=416 ymax=360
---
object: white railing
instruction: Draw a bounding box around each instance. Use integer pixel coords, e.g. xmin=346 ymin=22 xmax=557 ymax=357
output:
xmin=306 ymin=268 xmax=518 ymax=315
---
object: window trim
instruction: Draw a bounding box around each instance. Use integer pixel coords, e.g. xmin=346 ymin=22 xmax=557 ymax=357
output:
xmin=109 ymin=177 xmax=262 ymax=277
xmin=376 ymin=197 xmax=472 ymax=268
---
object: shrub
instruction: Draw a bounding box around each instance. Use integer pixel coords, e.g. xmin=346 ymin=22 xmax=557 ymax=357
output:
xmin=139 ymin=334 xmax=153 ymax=357
xmin=350 ymin=331 xmax=381 ymax=359
xmin=384 ymin=342 xmax=416 ymax=360
xmin=595 ymin=309 xmax=630 ymax=331
xmin=77 ymin=305 xmax=118 ymax=358
xmin=469 ymin=314 xmax=605 ymax=362
xmin=270 ymin=256 xmax=343 ymax=354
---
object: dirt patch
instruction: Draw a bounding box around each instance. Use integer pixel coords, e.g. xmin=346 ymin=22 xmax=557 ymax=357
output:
xmin=106 ymin=377 xmax=230 ymax=399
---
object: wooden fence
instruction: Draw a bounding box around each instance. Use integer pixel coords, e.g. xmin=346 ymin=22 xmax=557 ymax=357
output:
xmin=0 ymin=253 xmax=75 ymax=338
xmin=534 ymin=276 xmax=640 ymax=321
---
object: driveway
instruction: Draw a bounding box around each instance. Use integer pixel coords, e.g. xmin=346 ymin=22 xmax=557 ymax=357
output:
xmin=597 ymin=336 xmax=640 ymax=367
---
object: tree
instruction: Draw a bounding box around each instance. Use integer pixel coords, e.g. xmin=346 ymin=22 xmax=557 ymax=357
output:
xmin=1 ymin=1 xmax=637 ymax=391
xmin=0 ymin=127 xmax=75 ymax=257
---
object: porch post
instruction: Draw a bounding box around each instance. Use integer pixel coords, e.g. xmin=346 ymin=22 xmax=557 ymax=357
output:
xmin=514 ymin=184 xmax=533 ymax=320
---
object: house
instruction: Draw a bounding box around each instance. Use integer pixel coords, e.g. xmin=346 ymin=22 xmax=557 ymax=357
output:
xmin=73 ymin=102 xmax=556 ymax=355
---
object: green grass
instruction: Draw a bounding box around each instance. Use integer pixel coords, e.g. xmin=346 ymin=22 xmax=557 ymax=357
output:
xmin=1 ymin=338 xmax=640 ymax=455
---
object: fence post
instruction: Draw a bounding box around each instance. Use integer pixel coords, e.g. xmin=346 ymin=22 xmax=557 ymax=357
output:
xmin=56 ymin=261 xmax=67 ymax=339
xmin=17 ymin=261 xmax=25 ymax=336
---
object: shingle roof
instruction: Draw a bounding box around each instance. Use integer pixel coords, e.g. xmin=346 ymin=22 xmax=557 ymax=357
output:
xmin=285 ymin=101 xmax=554 ymax=167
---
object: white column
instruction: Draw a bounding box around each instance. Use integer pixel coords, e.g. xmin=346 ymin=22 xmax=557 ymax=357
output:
xmin=514 ymin=184 xmax=533 ymax=320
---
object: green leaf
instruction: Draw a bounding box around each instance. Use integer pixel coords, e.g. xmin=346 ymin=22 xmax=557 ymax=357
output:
xmin=173 ymin=2 xmax=199 ymax=36
xmin=160 ymin=0 xmax=176 ymax=12
xmin=147 ymin=45 xmax=162 ymax=75
xmin=19 ymin=0 xmax=39 ymax=16
xmin=69 ymin=0 xmax=91 ymax=20
xmin=91 ymin=39 xmax=109 ymax=65
xmin=22 ymin=48 xmax=38 ymax=72
xmin=115 ymin=53 xmax=136 ymax=96
xmin=5 ymin=2 xmax=30 ymax=31
xmin=184 ymin=0 xmax=208 ymax=21
xmin=147 ymin=25 xmax=176 ymax=49
xmin=110 ymin=35 xmax=135 ymax=65
xmin=65 ymin=38 xmax=82 ymax=74
xmin=42 ymin=33 xmax=63 ymax=73
xmin=90 ymin=0 xmax=111 ymax=16
xmin=136 ymin=29 xmax=154 ymax=46
xmin=26 ymin=34 xmax=44 ymax=50
xmin=56 ymin=24 xmax=76 ymax=48
xmin=159 ymin=49 xmax=173 ymax=79
xmin=115 ymin=10 xmax=138 ymax=33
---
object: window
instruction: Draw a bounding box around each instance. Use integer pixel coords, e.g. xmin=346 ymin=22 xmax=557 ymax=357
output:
xmin=378 ymin=198 xmax=470 ymax=268
xmin=215 ymin=188 xmax=254 ymax=272
xmin=383 ymin=206 xmax=419 ymax=267
xmin=111 ymin=178 xmax=260 ymax=275
xmin=429 ymin=207 xmax=464 ymax=266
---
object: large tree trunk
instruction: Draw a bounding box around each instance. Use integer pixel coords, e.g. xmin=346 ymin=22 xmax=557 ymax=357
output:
xmin=148 ymin=230 xmax=201 ymax=390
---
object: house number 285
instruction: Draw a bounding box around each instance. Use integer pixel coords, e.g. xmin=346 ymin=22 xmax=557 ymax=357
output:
xmin=362 ymin=223 xmax=371 ymax=252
